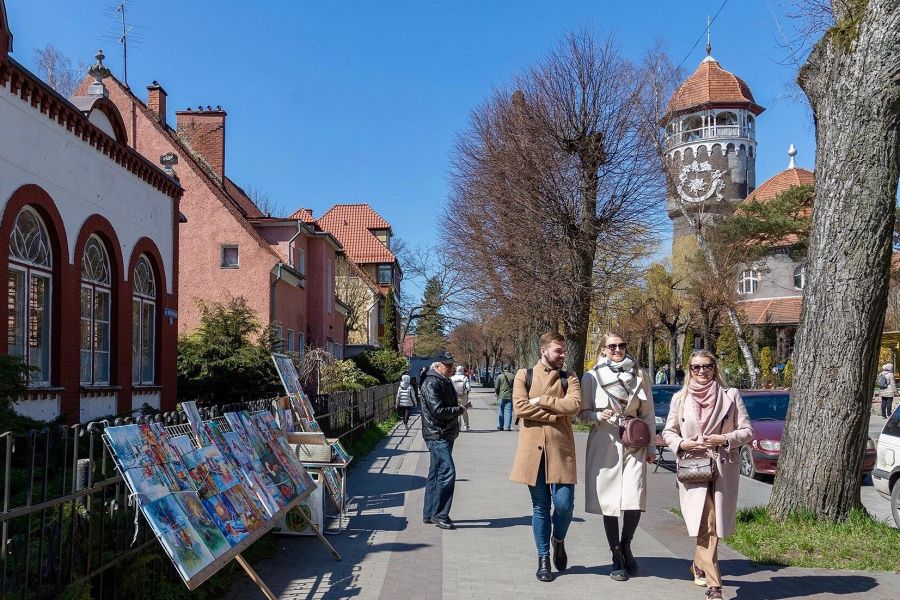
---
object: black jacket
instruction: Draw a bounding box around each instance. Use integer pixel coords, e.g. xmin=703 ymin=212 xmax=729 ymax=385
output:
xmin=420 ymin=369 xmax=462 ymax=441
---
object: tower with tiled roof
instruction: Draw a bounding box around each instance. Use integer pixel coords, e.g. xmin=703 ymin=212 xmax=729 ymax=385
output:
xmin=662 ymin=43 xmax=765 ymax=243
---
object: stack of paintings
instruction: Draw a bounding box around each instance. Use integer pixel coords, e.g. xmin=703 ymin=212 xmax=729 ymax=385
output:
xmin=105 ymin=410 xmax=315 ymax=587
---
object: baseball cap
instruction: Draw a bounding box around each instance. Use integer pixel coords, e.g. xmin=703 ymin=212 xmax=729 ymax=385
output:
xmin=433 ymin=349 xmax=454 ymax=364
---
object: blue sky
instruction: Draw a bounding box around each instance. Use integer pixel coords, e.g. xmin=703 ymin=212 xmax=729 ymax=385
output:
xmin=8 ymin=0 xmax=815 ymax=263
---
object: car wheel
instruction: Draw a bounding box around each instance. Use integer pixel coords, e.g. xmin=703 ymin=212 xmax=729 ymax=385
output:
xmin=740 ymin=446 xmax=757 ymax=479
xmin=892 ymin=479 xmax=900 ymax=529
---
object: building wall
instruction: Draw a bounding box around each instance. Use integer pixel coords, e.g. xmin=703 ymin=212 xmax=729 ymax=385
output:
xmin=101 ymin=80 xmax=284 ymax=334
xmin=0 ymin=79 xmax=178 ymax=421
xmin=741 ymin=251 xmax=804 ymax=300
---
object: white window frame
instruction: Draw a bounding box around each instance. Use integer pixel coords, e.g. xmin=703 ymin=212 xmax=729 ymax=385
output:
xmin=737 ymin=269 xmax=759 ymax=295
xmin=132 ymin=256 xmax=156 ymax=386
xmin=221 ymin=244 xmax=239 ymax=268
xmin=81 ymin=236 xmax=112 ymax=386
xmin=287 ymin=328 xmax=295 ymax=352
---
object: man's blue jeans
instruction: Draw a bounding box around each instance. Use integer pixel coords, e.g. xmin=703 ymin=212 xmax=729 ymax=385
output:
xmin=424 ymin=439 xmax=456 ymax=520
xmin=498 ymin=399 xmax=513 ymax=430
xmin=528 ymin=455 xmax=574 ymax=557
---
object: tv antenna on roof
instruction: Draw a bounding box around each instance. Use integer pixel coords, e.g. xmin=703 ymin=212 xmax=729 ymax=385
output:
xmin=99 ymin=1 xmax=146 ymax=89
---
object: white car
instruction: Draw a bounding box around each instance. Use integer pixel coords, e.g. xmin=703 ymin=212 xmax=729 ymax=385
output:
xmin=873 ymin=404 xmax=900 ymax=527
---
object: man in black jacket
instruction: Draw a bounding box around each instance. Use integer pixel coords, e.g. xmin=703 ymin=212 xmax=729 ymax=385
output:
xmin=420 ymin=350 xmax=467 ymax=530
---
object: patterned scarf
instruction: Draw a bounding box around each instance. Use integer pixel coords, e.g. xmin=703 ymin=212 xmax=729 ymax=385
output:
xmin=594 ymin=355 xmax=637 ymax=410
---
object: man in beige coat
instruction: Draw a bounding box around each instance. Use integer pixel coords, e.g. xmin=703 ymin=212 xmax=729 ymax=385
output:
xmin=509 ymin=332 xmax=581 ymax=583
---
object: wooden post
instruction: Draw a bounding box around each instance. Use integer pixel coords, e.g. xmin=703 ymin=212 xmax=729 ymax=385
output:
xmin=235 ymin=553 xmax=278 ymax=600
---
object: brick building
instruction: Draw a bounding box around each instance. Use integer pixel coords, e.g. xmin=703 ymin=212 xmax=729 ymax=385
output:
xmin=88 ymin=75 xmax=346 ymax=357
xmin=1 ymin=8 xmax=181 ymax=422
xmin=302 ymin=204 xmax=401 ymax=354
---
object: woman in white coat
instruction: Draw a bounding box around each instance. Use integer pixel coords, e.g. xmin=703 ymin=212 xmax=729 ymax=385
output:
xmin=580 ymin=333 xmax=656 ymax=582
xmin=662 ymin=350 xmax=753 ymax=600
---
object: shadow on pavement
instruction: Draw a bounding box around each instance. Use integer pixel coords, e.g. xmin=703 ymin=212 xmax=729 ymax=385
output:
xmin=732 ymin=574 xmax=878 ymax=598
xmin=451 ymin=515 xmax=586 ymax=529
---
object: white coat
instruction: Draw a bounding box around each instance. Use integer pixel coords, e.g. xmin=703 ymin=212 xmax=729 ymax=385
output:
xmin=579 ymin=367 xmax=656 ymax=516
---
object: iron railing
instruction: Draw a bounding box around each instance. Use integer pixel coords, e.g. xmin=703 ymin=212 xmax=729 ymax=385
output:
xmin=0 ymin=383 xmax=399 ymax=599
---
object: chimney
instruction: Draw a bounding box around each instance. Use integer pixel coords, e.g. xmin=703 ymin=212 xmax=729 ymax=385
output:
xmin=147 ymin=81 xmax=167 ymax=126
xmin=175 ymin=106 xmax=226 ymax=181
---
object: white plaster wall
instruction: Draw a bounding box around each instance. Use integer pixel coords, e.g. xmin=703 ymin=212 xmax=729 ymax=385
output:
xmin=132 ymin=391 xmax=161 ymax=412
xmin=87 ymin=109 xmax=116 ymax=138
xmin=12 ymin=395 xmax=60 ymax=421
xmin=80 ymin=394 xmax=117 ymax=422
xmin=0 ymin=87 xmax=175 ymax=293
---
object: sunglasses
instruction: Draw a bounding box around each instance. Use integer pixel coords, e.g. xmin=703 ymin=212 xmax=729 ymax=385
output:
xmin=606 ymin=343 xmax=627 ymax=351
xmin=690 ymin=364 xmax=715 ymax=373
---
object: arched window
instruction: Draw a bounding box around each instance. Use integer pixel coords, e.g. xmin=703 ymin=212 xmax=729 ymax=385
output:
xmin=793 ymin=264 xmax=806 ymax=290
xmin=681 ymin=116 xmax=703 ymax=142
xmin=132 ymin=256 xmax=156 ymax=385
xmin=716 ymin=111 xmax=739 ymax=137
xmin=8 ymin=207 xmax=52 ymax=385
xmin=737 ymin=269 xmax=759 ymax=295
xmin=81 ymin=236 xmax=112 ymax=385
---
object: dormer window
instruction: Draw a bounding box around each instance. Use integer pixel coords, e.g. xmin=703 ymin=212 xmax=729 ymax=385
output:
xmin=377 ymin=264 xmax=392 ymax=285
xmin=371 ymin=228 xmax=391 ymax=250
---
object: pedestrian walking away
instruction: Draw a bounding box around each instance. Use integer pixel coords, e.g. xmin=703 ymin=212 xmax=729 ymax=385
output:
xmin=395 ymin=374 xmax=418 ymax=429
xmin=662 ymin=350 xmax=754 ymax=600
xmin=580 ymin=332 xmax=656 ymax=582
xmin=509 ymin=332 xmax=581 ymax=583
xmin=495 ymin=365 xmax=515 ymax=431
xmin=877 ymin=363 xmax=896 ymax=418
xmin=451 ymin=366 xmax=472 ymax=431
xmin=420 ymin=350 xmax=467 ymax=530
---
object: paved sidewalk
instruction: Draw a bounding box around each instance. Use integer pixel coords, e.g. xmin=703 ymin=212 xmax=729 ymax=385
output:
xmin=225 ymin=387 xmax=900 ymax=600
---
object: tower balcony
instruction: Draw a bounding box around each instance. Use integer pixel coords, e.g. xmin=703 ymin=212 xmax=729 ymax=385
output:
xmin=664 ymin=124 xmax=755 ymax=149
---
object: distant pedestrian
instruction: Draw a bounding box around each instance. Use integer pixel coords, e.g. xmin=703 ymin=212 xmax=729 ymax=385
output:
xmin=418 ymin=366 xmax=428 ymax=390
xmin=509 ymin=332 xmax=581 ymax=583
xmin=877 ymin=363 xmax=897 ymax=418
xmin=451 ymin=366 xmax=472 ymax=431
xmin=420 ymin=350 xmax=466 ymax=530
xmin=655 ymin=366 xmax=668 ymax=385
xmin=675 ymin=364 xmax=685 ymax=386
xmin=580 ymin=333 xmax=656 ymax=582
xmin=495 ymin=365 xmax=515 ymax=431
xmin=395 ymin=374 xmax=418 ymax=430
xmin=662 ymin=350 xmax=754 ymax=600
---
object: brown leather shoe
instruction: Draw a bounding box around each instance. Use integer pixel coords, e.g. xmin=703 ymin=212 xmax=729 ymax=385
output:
xmin=690 ymin=562 xmax=707 ymax=586
xmin=706 ymin=586 xmax=722 ymax=599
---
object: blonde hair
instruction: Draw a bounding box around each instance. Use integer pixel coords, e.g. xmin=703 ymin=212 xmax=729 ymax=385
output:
xmin=679 ymin=350 xmax=726 ymax=399
xmin=597 ymin=332 xmax=627 ymax=361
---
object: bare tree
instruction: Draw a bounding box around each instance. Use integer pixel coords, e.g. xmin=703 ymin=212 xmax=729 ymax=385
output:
xmin=245 ymin=182 xmax=281 ymax=217
xmin=334 ymin=256 xmax=378 ymax=345
xmin=769 ymin=0 xmax=900 ymax=521
xmin=445 ymin=32 xmax=665 ymax=374
xmin=33 ymin=44 xmax=84 ymax=96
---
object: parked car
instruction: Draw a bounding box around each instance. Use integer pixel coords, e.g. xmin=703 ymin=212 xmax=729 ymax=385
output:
xmin=873 ymin=403 xmax=900 ymax=527
xmin=651 ymin=385 xmax=681 ymax=433
xmin=740 ymin=390 xmax=877 ymax=480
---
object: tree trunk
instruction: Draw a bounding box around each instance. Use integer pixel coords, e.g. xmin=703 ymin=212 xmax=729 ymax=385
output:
xmin=769 ymin=0 xmax=900 ymax=521
xmin=648 ymin=333 xmax=656 ymax=376
xmin=669 ymin=328 xmax=678 ymax=384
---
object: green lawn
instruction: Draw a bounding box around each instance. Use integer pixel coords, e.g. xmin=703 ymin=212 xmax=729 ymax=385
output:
xmin=727 ymin=506 xmax=900 ymax=572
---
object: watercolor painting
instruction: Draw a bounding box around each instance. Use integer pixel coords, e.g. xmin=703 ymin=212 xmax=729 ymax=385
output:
xmin=145 ymin=496 xmax=215 ymax=581
xmin=161 ymin=461 xmax=193 ymax=493
xmin=272 ymin=353 xmax=302 ymax=396
xmin=181 ymin=401 xmax=206 ymax=445
xmin=166 ymin=435 xmax=195 ymax=461
xmin=222 ymin=484 xmax=266 ymax=533
xmin=222 ymin=430 xmax=255 ymax=466
xmin=182 ymin=446 xmax=237 ymax=499
xmin=172 ymin=491 xmax=230 ymax=558
xmin=243 ymin=469 xmax=284 ymax=517
xmin=201 ymin=493 xmax=250 ymax=546
xmin=225 ymin=412 xmax=267 ymax=457
xmin=125 ymin=464 xmax=174 ymax=503
xmin=331 ymin=441 xmax=352 ymax=465
xmin=202 ymin=421 xmax=236 ymax=467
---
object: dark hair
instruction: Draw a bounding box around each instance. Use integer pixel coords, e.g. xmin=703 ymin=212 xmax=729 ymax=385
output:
xmin=539 ymin=331 xmax=566 ymax=348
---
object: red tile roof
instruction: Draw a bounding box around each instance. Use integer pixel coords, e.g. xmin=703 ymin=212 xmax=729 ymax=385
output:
xmin=746 ymin=167 xmax=815 ymax=204
xmin=665 ymin=57 xmax=764 ymax=120
xmin=738 ymin=296 xmax=802 ymax=325
xmin=317 ymin=204 xmax=395 ymax=264
xmin=289 ymin=208 xmax=317 ymax=224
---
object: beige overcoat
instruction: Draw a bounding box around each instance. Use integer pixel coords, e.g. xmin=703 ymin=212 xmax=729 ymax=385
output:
xmin=579 ymin=367 xmax=656 ymax=516
xmin=508 ymin=363 xmax=581 ymax=486
xmin=662 ymin=387 xmax=753 ymax=537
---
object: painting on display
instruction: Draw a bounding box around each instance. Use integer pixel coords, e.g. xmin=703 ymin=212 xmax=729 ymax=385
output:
xmin=272 ymin=353 xmax=302 ymax=396
xmin=104 ymin=409 xmax=315 ymax=589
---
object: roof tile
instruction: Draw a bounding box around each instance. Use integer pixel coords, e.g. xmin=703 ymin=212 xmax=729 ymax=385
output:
xmin=737 ymin=296 xmax=802 ymax=325
xmin=317 ymin=204 xmax=395 ymax=264
xmin=666 ymin=58 xmax=763 ymax=119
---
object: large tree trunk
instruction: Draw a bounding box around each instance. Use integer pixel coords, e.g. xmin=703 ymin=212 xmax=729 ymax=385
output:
xmin=648 ymin=333 xmax=656 ymax=375
xmin=769 ymin=0 xmax=900 ymax=521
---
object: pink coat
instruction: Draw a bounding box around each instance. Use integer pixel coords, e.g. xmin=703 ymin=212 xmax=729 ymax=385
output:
xmin=662 ymin=386 xmax=753 ymax=537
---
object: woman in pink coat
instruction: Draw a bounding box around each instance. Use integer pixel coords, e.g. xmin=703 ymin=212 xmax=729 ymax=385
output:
xmin=662 ymin=351 xmax=753 ymax=600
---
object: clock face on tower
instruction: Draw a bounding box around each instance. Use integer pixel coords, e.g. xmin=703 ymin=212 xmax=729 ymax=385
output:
xmin=677 ymin=160 xmax=727 ymax=204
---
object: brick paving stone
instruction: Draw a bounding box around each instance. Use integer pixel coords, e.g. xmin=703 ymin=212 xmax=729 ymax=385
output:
xmin=224 ymin=387 xmax=900 ymax=600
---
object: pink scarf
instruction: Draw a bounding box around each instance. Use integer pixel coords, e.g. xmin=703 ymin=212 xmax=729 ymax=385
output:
xmin=689 ymin=379 xmax=719 ymax=432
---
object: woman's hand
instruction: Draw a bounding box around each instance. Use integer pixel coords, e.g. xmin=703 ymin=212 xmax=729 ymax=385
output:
xmin=702 ymin=434 xmax=727 ymax=448
xmin=679 ymin=435 xmax=705 ymax=452
xmin=645 ymin=452 xmax=656 ymax=464
xmin=598 ymin=408 xmax=614 ymax=421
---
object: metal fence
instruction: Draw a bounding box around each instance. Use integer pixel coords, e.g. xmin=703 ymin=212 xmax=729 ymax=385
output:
xmin=0 ymin=383 xmax=399 ymax=599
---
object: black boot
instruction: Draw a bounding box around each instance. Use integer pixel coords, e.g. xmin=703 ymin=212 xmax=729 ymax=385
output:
xmin=620 ymin=540 xmax=638 ymax=575
xmin=610 ymin=546 xmax=629 ymax=581
xmin=551 ymin=537 xmax=568 ymax=571
xmin=535 ymin=555 xmax=554 ymax=582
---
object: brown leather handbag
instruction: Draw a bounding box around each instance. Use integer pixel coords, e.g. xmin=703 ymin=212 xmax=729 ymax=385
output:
xmin=676 ymin=452 xmax=717 ymax=483
xmin=619 ymin=416 xmax=651 ymax=449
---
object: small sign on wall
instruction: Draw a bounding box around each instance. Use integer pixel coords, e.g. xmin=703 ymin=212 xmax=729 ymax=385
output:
xmin=164 ymin=307 xmax=178 ymax=325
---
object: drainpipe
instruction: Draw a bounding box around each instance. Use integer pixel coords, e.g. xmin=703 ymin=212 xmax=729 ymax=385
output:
xmin=270 ymin=262 xmax=282 ymax=331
